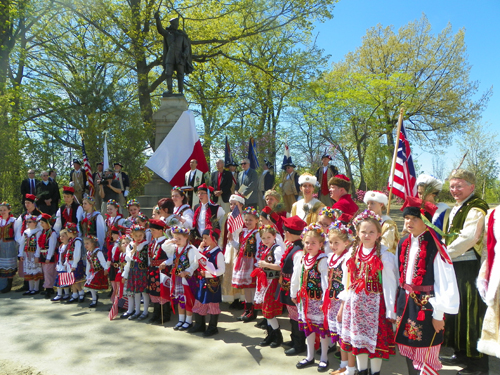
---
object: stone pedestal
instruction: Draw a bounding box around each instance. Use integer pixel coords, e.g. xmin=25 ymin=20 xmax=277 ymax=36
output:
xmin=136 ymin=96 xmax=188 ymax=215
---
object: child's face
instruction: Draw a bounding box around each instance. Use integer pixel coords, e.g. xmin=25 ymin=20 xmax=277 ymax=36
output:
xmin=259 ymin=216 xmax=272 ymax=227
xmin=82 ymin=200 xmax=92 ymax=212
xmin=202 ymin=234 xmax=216 ymax=248
xmin=329 ymin=235 xmax=350 ymax=255
xmin=26 ymin=219 xmax=37 ymax=229
xmin=128 ymin=205 xmax=140 ymax=217
xmin=136 ymin=218 xmax=145 ymax=226
xmin=120 ymin=239 xmax=130 ymax=251
xmin=303 ymin=234 xmax=323 ymax=255
xmin=151 ymin=228 xmax=163 ymax=238
xmin=357 ymin=221 xmax=381 ymax=247
xmin=366 ymin=201 xmax=383 ymax=215
xmin=107 ymin=205 xmax=118 ymax=216
xmin=0 ymin=206 xmax=10 ymax=217
xmin=244 ymin=214 xmax=258 ymax=229
xmin=404 ymin=215 xmax=427 ymax=236
xmin=260 ymin=231 xmax=276 ymax=248
xmin=60 ymin=233 xmax=69 ymax=244
xmin=41 ymin=221 xmax=50 ymax=230
xmin=84 ymin=239 xmax=94 ymax=251
xmin=318 ymin=215 xmax=333 ymax=232
xmin=173 ymin=233 xmax=188 ymax=247
xmin=112 ymin=233 xmax=120 ymax=241
xmin=131 ymin=231 xmax=145 ymax=242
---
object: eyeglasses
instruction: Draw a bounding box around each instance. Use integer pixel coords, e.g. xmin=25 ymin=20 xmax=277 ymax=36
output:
xmin=240 ymin=162 xmax=247 ymax=165
xmin=28 ymin=172 xmax=35 ymax=174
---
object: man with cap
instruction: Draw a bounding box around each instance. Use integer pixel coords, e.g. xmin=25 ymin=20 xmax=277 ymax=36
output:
xmin=210 ymin=159 xmax=232 ymax=215
xmin=439 ymin=169 xmax=490 ymax=375
xmin=315 ymin=153 xmax=339 ymax=206
xmin=92 ymin=162 xmax=104 ymax=212
xmin=237 ymin=158 xmax=259 ymax=208
xmin=97 ymin=169 xmax=122 ymax=214
xmin=69 ymin=159 xmax=87 ymax=203
xmin=192 ymin=184 xmax=225 ymax=244
xmin=396 ymin=196 xmax=459 ymax=375
xmin=147 ymin=219 xmax=172 ymax=325
xmin=36 ymin=170 xmax=59 ymax=215
xmin=281 ymin=160 xmax=300 ymax=213
xmin=53 ymin=186 xmax=84 ymax=235
xmin=185 ymin=159 xmax=205 ymax=208
xmin=280 ymin=215 xmax=308 ymax=356
xmin=113 ymin=162 xmax=130 ymax=213
xmin=20 ymin=169 xmax=39 ymax=208
xmin=329 ymin=174 xmax=359 ymax=221
xmin=258 ymin=159 xmax=275 ymax=211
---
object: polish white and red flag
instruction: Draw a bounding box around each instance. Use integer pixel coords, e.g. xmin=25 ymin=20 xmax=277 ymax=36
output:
xmin=387 ymin=120 xmax=417 ymax=200
xmin=146 ymin=110 xmax=209 ymax=187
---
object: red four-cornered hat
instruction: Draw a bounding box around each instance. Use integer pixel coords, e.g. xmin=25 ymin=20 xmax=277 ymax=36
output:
xmin=283 ymin=215 xmax=307 ymax=235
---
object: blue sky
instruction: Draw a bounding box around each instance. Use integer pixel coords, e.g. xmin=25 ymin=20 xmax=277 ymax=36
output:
xmin=313 ymin=0 xmax=499 ymax=176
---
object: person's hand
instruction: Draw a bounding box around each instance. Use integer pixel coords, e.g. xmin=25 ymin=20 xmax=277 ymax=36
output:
xmin=104 ymin=269 xmax=109 ymax=276
xmin=159 ymin=263 xmax=166 ymax=270
xmin=124 ymin=190 xmax=129 ymax=198
xmin=432 ymin=318 xmax=445 ymax=332
xmin=45 ymin=199 xmax=52 ymax=206
xmin=200 ymin=240 xmax=206 ymax=248
xmin=227 ymin=232 xmax=233 ymax=241
xmin=258 ymin=260 xmax=266 ymax=268
xmin=19 ymin=256 xmax=24 ymax=262
xmin=96 ymin=179 xmax=101 ymax=185
xmin=291 ymin=297 xmax=297 ymax=304
xmin=179 ymin=271 xmax=189 ymax=278
xmin=45 ymin=259 xmax=50 ymax=264
xmin=71 ymin=267 xmax=76 ymax=272
xmin=35 ymin=257 xmax=39 ymax=263
xmin=337 ymin=306 xmax=343 ymax=322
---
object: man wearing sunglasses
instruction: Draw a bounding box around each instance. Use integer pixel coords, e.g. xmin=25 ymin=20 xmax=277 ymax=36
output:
xmin=236 ymin=159 xmax=258 ymax=208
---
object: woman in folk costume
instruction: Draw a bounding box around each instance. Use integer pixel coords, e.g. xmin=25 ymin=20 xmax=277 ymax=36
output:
xmin=171 ymin=187 xmax=194 ymax=230
xmin=363 ymin=190 xmax=399 ymax=254
xmin=291 ymin=173 xmax=325 ymax=225
xmin=18 ymin=214 xmax=43 ymax=295
xmin=148 ymin=219 xmax=173 ymax=325
xmin=64 ymin=222 xmax=86 ymax=303
xmin=162 ymin=226 xmax=199 ymax=331
xmin=189 ymin=228 xmax=225 ymax=337
xmin=221 ymin=193 xmax=245 ymax=307
xmin=230 ymin=206 xmax=261 ymax=322
xmin=126 ymin=199 xmax=142 ymax=224
xmin=84 ymin=235 xmax=109 ymax=308
xmin=478 ymin=207 xmax=500 ymax=359
xmin=35 ymin=213 xmax=58 ymax=298
xmin=290 ymin=224 xmax=330 ymax=372
xmin=279 ymin=216 xmax=308 ymax=356
xmin=0 ymin=202 xmax=18 ymax=293
xmin=104 ymin=199 xmax=125 ymax=255
xmin=340 ymin=210 xmax=398 ymax=375
xmin=80 ymin=195 xmax=106 ymax=249
xmin=396 ymin=197 xmax=459 ymax=375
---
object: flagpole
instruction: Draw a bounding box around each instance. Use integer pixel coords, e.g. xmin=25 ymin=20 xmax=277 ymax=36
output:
xmin=387 ymin=108 xmax=404 ymax=215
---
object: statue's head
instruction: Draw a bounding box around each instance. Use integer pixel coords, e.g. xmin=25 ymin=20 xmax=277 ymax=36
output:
xmin=169 ymin=17 xmax=179 ymax=30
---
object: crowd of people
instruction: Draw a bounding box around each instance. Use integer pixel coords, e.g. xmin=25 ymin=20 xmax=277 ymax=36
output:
xmin=1 ymin=154 xmax=499 ymax=375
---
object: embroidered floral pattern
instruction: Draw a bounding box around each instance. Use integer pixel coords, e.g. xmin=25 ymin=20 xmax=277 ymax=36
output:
xmin=404 ymin=319 xmax=423 ymax=341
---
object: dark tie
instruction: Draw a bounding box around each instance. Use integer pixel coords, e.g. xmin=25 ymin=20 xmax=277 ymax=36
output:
xmin=30 ymin=179 xmax=35 ymax=194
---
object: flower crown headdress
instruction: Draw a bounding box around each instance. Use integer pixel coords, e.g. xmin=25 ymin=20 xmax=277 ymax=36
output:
xmin=301 ymin=223 xmax=326 ymax=239
xmin=352 ymin=209 xmax=382 ymax=227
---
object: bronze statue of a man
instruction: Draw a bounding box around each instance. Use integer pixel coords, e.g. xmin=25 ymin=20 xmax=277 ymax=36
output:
xmin=154 ymin=13 xmax=194 ymax=96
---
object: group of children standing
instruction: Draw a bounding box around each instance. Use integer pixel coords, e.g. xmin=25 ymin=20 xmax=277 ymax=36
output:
xmin=1 ymin=184 xmax=460 ymax=375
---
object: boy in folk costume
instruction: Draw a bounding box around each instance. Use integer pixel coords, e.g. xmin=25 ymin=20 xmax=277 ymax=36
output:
xmin=54 ymin=186 xmax=83 ymax=235
xmin=396 ymin=197 xmax=459 ymax=375
xmin=192 ymin=183 xmax=225 ymax=245
xmin=364 ymin=191 xmax=399 ymax=254
xmin=147 ymin=219 xmax=173 ymax=324
xmin=36 ymin=213 xmax=58 ymax=298
xmin=18 ymin=214 xmax=43 ymax=295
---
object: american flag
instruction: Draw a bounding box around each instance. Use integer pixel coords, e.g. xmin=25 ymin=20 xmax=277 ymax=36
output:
xmin=81 ymin=138 xmax=95 ymax=196
xmin=388 ymin=120 xmax=417 ymax=200
xmin=227 ymin=205 xmax=244 ymax=234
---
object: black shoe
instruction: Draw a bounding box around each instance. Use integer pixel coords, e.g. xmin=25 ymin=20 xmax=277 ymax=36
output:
xmin=173 ymin=321 xmax=184 ymax=330
xmin=66 ymin=297 xmax=78 ymax=303
xmin=270 ymin=328 xmax=283 ymax=348
xmin=62 ymin=294 xmax=70 ymax=300
xmin=457 ymin=370 xmax=489 ymax=375
xmin=259 ymin=326 xmax=273 ymax=347
xmin=317 ymin=360 xmax=329 ymax=373
xmin=120 ymin=312 xmax=133 ymax=319
xmin=440 ymin=354 xmax=467 ymax=367
xmin=187 ymin=314 xmax=206 ymax=333
xmin=296 ymin=358 xmax=315 ymax=369
xmin=255 ymin=318 xmax=268 ymax=329
xmin=137 ymin=312 xmax=149 ymax=321
xmin=357 ymin=370 xmax=368 ymax=375
xmin=30 ymin=290 xmax=40 ymax=295
xmin=178 ymin=322 xmax=192 ymax=331
xmin=128 ymin=312 xmax=141 ymax=320
xmin=41 ymin=290 xmax=46 ymax=295
xmin=78 ymin=295 xmax=85 ymax=302
xmin=23 ymin=290 xmax=32 ymax=295
xmin=89 ymin=300 xmax=98 ymax=308
xmin=18 ymin=281 xmax=29 ymax=292
xmin=285 ymin=346 xmax=306 ymax=356
xmin=283 ymin=340 xmax=293 ymax=347
xmin=203 ymin=314 xmax=219 ymax=337
xmin=0 ymin=279 xmax=13 ymax=293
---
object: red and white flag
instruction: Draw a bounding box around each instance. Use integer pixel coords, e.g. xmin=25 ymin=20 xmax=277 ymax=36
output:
xmin=58 ymin=271 xmax=75 ymax=287
xmin=420 ymin=362 xmax=439 ymax=375
xmin=387 ymin=120 xmax=417 ymax=199
xmin=227 ymin=205 xmax=244 ymax=234
xmin=145 ymin=110 xmax=209 ymax=187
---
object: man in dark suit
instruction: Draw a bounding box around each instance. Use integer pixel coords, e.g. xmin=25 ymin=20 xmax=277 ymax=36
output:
xmin=210 ymin=159 xmax=232 ymax=214
xmin=258 ymin=159 xmax=275 ymax=210
xmin=237 ymin=158 xmax=259 ymax=208
xmin=92 ymin=162 xmax=104 ymax=212
xmin=48 ymin=170 xmax=61 ymax=208
xmin=20 ymin=169 xmax=38 ymax=207
xmin=36 ymin=171 xmax=60 ymax=215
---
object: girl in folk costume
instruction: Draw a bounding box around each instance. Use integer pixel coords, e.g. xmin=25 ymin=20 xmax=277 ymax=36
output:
xmin=164 ymin=226 xmax=199 ymax=331
xmin=324 ymin=222 xmax=355 ymax=375
xmin=106 ymin=226 xmax=122 ymax=303
xmin=136 ymin=214 xmax=152 ymax=244
xmin=84 ymin=235 xmax=109 ymax=307
xmin=148 ymin=219 xmax=173 ymax=325
xmin=291 ymin=174 xmax=325 ymax=225
xmin=396 ymin=198 xmax=459 ymax=375
xmin=279 ymin=216 xmax=308 ymax=356
xmin=189 ymin=228 xmax=225 ymax=337
xmin=104 ymin=199 xmax=125 ymax=255
xmin=0 ymin=202 xmax=17 ymax=293
xmin=157 ymin=197 xmax=175 ymax=225
xmin=18 ymin=214 xmax=43 ymax=295
xmin=221 ymin=193 xmax=245 ymax=307
xmin=364 ymin=191 xmax=399 ymax=254
xmin=317 ymin=207 xmax=337 ymax=255
xmin=478 ymin=206 xmax=500 ymax=359
xmin=51 ymin=229 xmax=71 ymax=301
xmin=80 ymin=195 xmax=106 ymax=249
xmin=53 ymin=186 xmax=83 ymax=234
xmin=151 ymin=205 xmax=161 ymax=220
xmin=35 ymin=213 xmax=58 ymax=299
xmin=123 ymin=225 xmax=150 ymax=320
xmin=171 ymin=187 xmax=194 ymax=230
xmin=253 ymin=225 xmax=285 ymax=348
xmin=126 ymin=199 xmax=142 ymax=224
xmin=118 ymin=236 xmax=133 ymax=318
xmin=290 ymin=224 xmax=330 ymax=372
xmin=340 ymin=210 xmax=398 ymax=375
xmin=230 ymin=206 xmax=260 ymax=322
xmin=64 ymin=222 xmax=86 ymax=303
